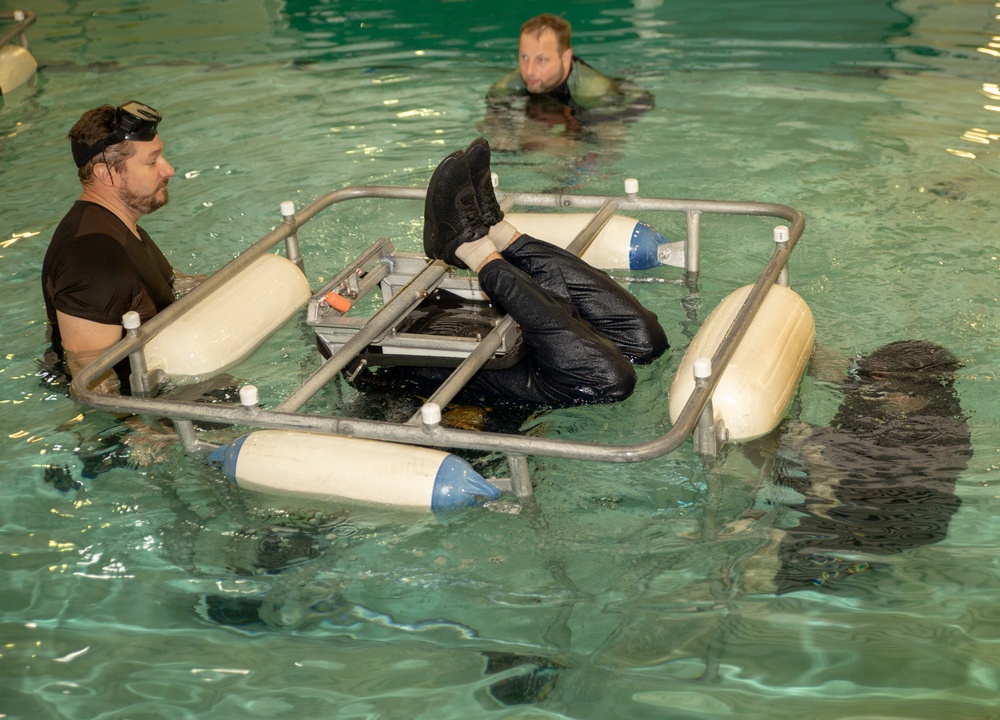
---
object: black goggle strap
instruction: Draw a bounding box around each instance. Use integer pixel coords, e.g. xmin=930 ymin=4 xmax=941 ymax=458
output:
xmin=71 ymin=100 xmax=161 ymax=168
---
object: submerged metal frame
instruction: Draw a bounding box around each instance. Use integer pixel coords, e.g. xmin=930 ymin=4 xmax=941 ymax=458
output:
xmin=0 ymin=10 xmax=36 ymax=50
xmin=71 ymin=182 xmax=804 ymax=496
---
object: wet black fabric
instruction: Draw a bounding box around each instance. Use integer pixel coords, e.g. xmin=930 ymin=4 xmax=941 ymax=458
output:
xmin=356 ymin=234 xmax=668 ymax=408
xmin=460 ymin=234 xmax=667 ymax=406
xmin=771 ymin=340 xmax=971 ymax=594
xmin=500 ymin=234 xmax=667 ymax=364
xmin=42 ymin=201 xmax=174 ymax=335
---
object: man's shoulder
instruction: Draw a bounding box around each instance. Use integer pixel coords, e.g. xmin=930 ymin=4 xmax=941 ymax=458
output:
xmin=78 ymin=202 xmax=132 ymax=241
xmin=46 ymin=202 xmax=132 ymax=266
xmin=568 ymin=56 xmax=622 ymax=101
xmin=52 ymin=201 xmax=128 ymax=241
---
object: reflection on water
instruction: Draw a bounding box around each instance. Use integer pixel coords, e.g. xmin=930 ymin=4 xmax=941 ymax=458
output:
xmin=482 ymin=85 xmax=654 ymax=191
xmin=2 ymin=0 xmax=1000 ymax=718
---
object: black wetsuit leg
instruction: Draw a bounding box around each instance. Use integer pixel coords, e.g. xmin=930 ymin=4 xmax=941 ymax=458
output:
xmin=463 ymin=257 xmax=638 ymax=406
xmin=500 ymin=234 xmax=668 ymax=363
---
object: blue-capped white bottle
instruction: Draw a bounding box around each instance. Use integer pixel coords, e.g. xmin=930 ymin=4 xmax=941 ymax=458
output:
xmin=209 ymin=431 xmax=500 ymax=512
xmin=504 ymin=212 xmax=672 ymax=270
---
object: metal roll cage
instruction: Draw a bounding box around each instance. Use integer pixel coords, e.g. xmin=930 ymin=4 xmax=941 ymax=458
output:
xmin=71 ymin=182 xmax=804 ymax=497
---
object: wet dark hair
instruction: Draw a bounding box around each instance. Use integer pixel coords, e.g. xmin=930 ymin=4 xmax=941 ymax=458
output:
xmin=834 ymin=339 xmax=964 ymax=442
xmin=67 ymin=105 xmax=137 ymax=182
xmin=854 ymin=339 xmax=960 ymax=384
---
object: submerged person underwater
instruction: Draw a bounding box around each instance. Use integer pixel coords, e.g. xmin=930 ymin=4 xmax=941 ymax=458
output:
xmin=577 ymin=339 xmax=973 ymax=691
xmin=738 ymin=339 xmax=972 ymax=594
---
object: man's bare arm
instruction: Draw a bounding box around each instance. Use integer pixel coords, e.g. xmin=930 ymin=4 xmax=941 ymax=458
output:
xmin=56 ymin=310 xmax=124 ymax=393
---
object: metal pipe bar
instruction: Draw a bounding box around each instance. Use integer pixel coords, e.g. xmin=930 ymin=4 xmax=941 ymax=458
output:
xmin=564 ymin=199 xmax=619 ymax=256
xmin=0 ymin=11 xmax=36 ymax=48
xmin=331 ymin=332 xmax=495 ymax=353
xmin=173 ymin=419 xmax=204 ymax=452
xmin=508 ymin=455 xmax=533 ymax=498
xmin=321 ymin=237 xmax=395 ymax=293
xmin=407 ymin=315 xmax=516 ymax=422
xmin=506 ymin=190 xmax=801 ymax=226
xmin=686 ymin=210 xmax=702 ymax=275
xmin=277 ymin=260 xmax=450 ymax=413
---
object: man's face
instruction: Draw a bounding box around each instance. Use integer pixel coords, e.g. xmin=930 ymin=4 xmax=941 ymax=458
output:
xmin=518 ymin=29 xmax=572 ymax=95
xmin=116 ymin=135 xmax=174 ymax=215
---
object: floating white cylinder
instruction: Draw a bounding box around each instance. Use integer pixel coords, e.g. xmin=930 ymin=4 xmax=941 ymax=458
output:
xmin=209 ymin=430 xmax=501 ymax=511
xmin=669 ymin=284 xmax=815 ymax=442
xmin=0 ymin=45 xmax=37 ymax=95
xmin=504 ymin=212 xmax=670 ymax=270
xmin=144 ymin=254 xmax=310 ymax=379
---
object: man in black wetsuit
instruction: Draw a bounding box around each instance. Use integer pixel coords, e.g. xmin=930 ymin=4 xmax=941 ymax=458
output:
xmin=766 ymin=340 xmax=971 ymax=593
xmin=484 ymin=14 xmax=652 ymax=174
xmin=487 ymin=14 xmax=622 ymax=110
xmin=41 ymin=100 xmax=200 ymax=394
xmin=718 ymin=339 xmax=972 ymax=595
xmin=422 ymin=137 xmax=668 ymax=406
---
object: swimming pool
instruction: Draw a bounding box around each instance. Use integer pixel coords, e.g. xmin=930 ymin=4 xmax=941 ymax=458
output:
xmin=2 ymin=0 xmax=999 ymax=717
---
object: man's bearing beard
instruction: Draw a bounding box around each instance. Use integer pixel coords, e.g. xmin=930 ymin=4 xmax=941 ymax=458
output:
xmin=119 ymin=181 xmax=169 ymax=216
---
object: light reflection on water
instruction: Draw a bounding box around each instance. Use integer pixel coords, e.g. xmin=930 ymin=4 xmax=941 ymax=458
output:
xmin=2 ymin=0 xmax=1000 ymax=718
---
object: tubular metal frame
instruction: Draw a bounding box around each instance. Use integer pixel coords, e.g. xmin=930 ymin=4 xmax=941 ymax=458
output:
xmin=70 ymin=184 xmax=804 ymax=494
xmin=0 ymin=11 xmax=36 ymax=50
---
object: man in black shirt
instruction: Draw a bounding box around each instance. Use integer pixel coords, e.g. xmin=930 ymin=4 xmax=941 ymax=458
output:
xmin=41 ymin=101 xmax=200 ymax=394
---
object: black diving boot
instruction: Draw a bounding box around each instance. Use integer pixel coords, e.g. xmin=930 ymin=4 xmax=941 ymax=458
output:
xmin=422 ymin=150 xmax=490 ymax=268
xmin=465 ymin=137 xmax=504 ymax=227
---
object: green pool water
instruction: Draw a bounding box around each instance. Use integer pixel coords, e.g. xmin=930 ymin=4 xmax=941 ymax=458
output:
xmin=2 ymin=1 xmax=998 ymax=718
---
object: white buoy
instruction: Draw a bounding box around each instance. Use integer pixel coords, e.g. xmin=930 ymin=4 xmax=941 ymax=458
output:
xmin=669 ymin=284 xmax=815 ymax=442
xmin=143 ymin=254 xmax=310 ymax=380
xmin=504 ymin=212 xmax=671 ymax=270
xmin=209 ymin=430 xmax=501 ymax=511
xmin=0 ymin=44 xmax=37 ymax=95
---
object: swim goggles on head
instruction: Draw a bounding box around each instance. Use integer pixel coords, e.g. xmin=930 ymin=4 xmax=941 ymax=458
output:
xmin=71 ymin=100 xmax=162 ymax=168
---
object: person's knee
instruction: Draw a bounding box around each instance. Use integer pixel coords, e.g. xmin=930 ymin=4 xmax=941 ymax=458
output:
xmin=604 ymin=367 xmax=638 ymax=403
xmin=569 ymin=361 xmax=637 ymax=404
xmin=601 ymin=363 xmax=638 ymax=403
xmin=628 ymin=322 xmax=670 ymax=365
